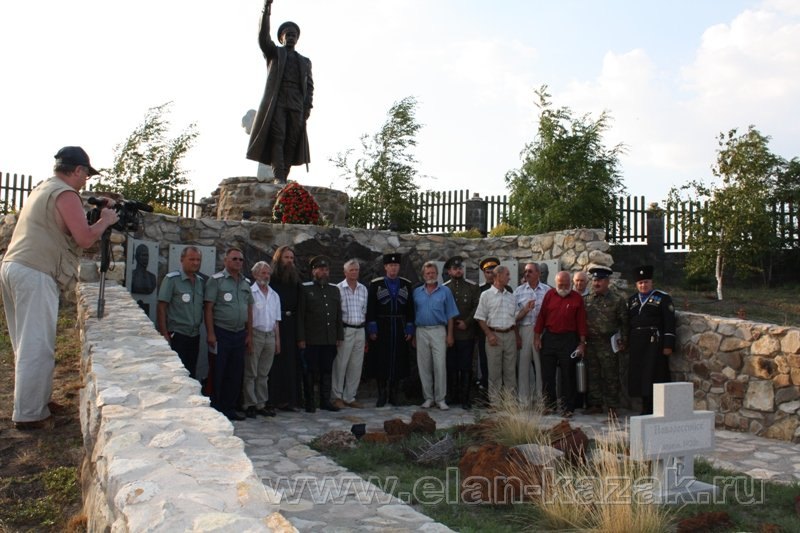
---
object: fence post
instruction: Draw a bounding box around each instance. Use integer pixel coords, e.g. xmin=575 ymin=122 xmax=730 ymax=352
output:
xmin=646 ymin=202 xmax=666 ymax=276
xmin=465 ymin=193 xmax=488 ymax=236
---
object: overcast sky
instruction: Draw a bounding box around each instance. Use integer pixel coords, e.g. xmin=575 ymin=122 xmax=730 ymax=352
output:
xmin=1 ymin=0 xmax=798 ymax=205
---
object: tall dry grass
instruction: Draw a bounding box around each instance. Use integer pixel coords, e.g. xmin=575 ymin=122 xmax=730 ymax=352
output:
xmin=509 ymin=416 xmax=673 ymax=532
xmin=481 ymin=388 xmax=549 ymax=447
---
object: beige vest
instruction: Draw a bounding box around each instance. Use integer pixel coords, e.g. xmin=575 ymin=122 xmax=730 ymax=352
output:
xmin=3 ymin=177 xmax=82 ymax=289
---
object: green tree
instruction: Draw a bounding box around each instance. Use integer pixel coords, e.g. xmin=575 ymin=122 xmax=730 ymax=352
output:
xmin=333 ymin=96 xmax=425 ymax=232
xmin=96 ymin=102 xmax=197 ymax=205
xmin=668 ymin=126 xmax=786 ymax=299
xmin=506 ymin=86 xmax=626 ymax=234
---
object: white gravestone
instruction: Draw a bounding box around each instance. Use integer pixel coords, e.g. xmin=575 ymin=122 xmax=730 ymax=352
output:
xmin=629 ymin=382 xmax=718 ymax=504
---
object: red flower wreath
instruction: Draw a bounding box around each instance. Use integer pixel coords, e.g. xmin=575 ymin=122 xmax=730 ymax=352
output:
xmin=273 ymin=182 xmax=321 ymax=225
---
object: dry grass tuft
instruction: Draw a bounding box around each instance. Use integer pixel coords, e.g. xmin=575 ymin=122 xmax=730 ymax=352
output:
xmin=482 ymin=388 xmax=549 ymax=447
xmin=510 ymin=416 xmax=673 ymax=532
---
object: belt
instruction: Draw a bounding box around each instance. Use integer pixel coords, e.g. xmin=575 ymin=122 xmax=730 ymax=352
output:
xmin=254 ymin=328 xmax=275 ymax=336
xmin=344 ymin=323 xmax=365 ymax=328
xmin=489 ymin=326 xmax=514 ymax=333
xmin=418 ymin=324 xmax=445 ymax=328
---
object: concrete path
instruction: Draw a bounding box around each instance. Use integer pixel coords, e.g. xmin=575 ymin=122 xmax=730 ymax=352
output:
xmin=233 ymin=403 xmax=800 ymax=532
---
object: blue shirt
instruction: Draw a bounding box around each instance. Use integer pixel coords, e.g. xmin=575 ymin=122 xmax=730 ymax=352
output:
xmin=413 ymin=284 xmax=459 ymax=327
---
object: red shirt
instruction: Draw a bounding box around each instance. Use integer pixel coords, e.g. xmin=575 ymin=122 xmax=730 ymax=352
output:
xmin=534 ymin=289 xmax=587 ymax=336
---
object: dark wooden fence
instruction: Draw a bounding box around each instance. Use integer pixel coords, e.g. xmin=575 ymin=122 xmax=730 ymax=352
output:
xmin=413 ymin=190 xmax=511 ymax=233
xmin=0 ymin=172 xmax=34 ymax=214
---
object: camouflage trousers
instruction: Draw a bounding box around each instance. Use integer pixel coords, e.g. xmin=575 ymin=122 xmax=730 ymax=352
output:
xmin=585 ymin=341 xmax=621 ymax=408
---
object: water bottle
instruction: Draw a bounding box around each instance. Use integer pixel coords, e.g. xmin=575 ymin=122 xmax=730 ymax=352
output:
xmin=575 ymin=359 xmax=587 ymax=393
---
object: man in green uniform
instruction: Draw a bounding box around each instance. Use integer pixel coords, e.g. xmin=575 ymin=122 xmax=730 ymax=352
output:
xmin=297 ymin=256 xmax=343 ymax=412
xmin=157 ymin=246 xmax=205 ymax=379
xmin=443 ymin=256 xmax=480 ymax=409
xmin=204 ymin=247 xmax=254 ymax=421
xmin=583 ymin=266 xmax=628 ymax=417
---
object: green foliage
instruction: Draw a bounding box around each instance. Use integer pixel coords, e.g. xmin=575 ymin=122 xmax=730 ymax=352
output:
xmin=334 ymin=96 xmax=426 ymax=232
xmin=96 ymin=102 xmax=197 ymax=205
xmin=668 ymin=126 xmax=789 ymax=298
xmin=451 ymin=228 xmax=483 ymax=239
xmin=506 ymin=86 xmax=626 ymax=234
xmin=488 ymin=222 xmax=520 ymax=237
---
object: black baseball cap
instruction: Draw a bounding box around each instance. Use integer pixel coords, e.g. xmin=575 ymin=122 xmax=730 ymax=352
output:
xmin=54 ymin=146 xmax=99 ymax=176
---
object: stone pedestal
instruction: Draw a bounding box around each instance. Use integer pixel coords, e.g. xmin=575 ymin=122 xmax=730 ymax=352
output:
xmin=213 ymin=177 xmax=349 ymax=226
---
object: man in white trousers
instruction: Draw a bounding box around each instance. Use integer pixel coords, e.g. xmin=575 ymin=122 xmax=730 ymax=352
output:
xmin=331 ymin=259 xmax=368 ymax=408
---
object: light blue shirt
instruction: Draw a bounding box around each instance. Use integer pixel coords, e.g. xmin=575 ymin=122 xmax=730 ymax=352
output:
xmin=413 ymin=283 xmax=459 ymax=327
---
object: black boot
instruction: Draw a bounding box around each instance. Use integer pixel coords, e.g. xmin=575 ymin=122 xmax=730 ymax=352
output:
xmin=376 ymin=380 xmax=387 ymax=407
xmin=388 ymin=380 xmax=400 ymax=406
xmin=320 ymin=373 xmax=339 ymax=411
xmin=304 ymin=373 xmax=316 ymax=413
xmin=460 ymin=372 xmax=473 ymax=410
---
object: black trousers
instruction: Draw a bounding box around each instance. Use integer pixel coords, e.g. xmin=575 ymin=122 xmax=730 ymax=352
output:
xmin=170 ymin=332 xmax=200 ymax=379
xmin=540 ymin=331 xmax=579 ymax=411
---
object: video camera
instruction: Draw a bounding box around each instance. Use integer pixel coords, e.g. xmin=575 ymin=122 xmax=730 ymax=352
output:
xmin=86 ymin=196 xmax=153 ymax=233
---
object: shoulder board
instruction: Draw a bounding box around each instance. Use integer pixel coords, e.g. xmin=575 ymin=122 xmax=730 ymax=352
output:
xmin=443 ymin=280 xmax=452 ymax=286
xmin=244 ymin=277 xmax=251 ymax=284
xmin=302 ymin=281 xmax=314 ymax=286
xmin=653 ymin=289 xmax=670 ymax=296
xmin=327 ymin=282 xmax=338 ymax=288
xmin=399 ymin=277 xmax=411 ymax=283
xmin=196 ymin=272 xmax=207 ymax=281
xmin=165 ymin=271 xmax=180 ymax=278
xmin=212 ymin=272 xmax=224 ymax=279
xmin=464 ymin=278 xmax=476 ymax=285
xmin=370 ymin=277 xmax=384 ymax=283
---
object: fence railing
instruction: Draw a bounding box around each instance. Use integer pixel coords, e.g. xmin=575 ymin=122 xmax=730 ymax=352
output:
xmin=4 ymin=170 xmax=796 ymax=252
xmin=0 ymin=172 xmax=35 ymax=214
xmin=412 ymin=190 xmax=512 ymax=233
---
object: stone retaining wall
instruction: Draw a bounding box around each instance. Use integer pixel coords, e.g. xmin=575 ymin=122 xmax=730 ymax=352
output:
xmin=136 ymin=213 xmax=612 ymax=283
xmin=671 ymin=312 xmax=800 ymax=442
xmin=77 ymin=282 xmax=293 ymax=532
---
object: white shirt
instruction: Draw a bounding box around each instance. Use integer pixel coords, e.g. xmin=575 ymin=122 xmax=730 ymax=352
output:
xmin=514 ymin=282 xmax=551 ymax=326
xmin=337 ymin=279 xmax=368 ymax=325
xmin=474 ymin=285 xmax=517 ymax=329
xmin=251 ymin=282 xmax=281 ymax=333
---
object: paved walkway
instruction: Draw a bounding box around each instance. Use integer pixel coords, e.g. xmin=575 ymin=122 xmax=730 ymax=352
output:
xmin=233 ymin=403 xmax=800 ymax=532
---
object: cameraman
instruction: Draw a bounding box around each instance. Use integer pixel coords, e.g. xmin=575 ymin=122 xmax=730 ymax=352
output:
xmin=1 ymin=146 xmax=118 ymax=430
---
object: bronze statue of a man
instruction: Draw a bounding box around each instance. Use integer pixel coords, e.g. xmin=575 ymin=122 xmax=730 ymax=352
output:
xmin=246 ymin=0 xmax=313 ymax=184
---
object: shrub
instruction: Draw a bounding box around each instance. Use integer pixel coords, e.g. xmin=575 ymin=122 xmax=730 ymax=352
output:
xmin=489 ymin=222 xmax=520 ymax=237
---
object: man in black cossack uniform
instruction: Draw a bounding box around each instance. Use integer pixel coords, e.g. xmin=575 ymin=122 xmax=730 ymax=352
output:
xmin=626 ymin=265 xmax=676 ymax=415
xmin=366 ymin=253 xmax=415 ymax=407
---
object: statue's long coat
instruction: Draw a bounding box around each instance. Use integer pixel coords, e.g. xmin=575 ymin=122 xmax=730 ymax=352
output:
xmin=246 ymin=9 xmax=313 ymax=167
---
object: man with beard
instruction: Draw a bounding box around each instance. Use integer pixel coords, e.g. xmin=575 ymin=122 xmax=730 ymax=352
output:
xmin=268 ymin=245 xmax=302 ymax=411
xmin=443 ymin=256 xmax=480 ymax=409
xmin=366 ymin=253 xmax=415 ymax=407
xmin=157 ymin=246 xmax=206 ymax=379
xmin=297 ymin=256 xmax=343 ymax=412
xmin=204 ymin=247 xmax=254 ymax=421
xmin=243 ymin=261 xmax=281 ymax=418
xmin=414 ymin=261 xmax=458 ymax=410
xmin=626 ymin=265 xmax=675 ymax=415
xmin=534 ymin=271 xmax=587 ymax=417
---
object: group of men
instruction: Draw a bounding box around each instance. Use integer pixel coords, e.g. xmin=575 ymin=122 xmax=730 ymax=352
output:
xmin=400 ymin=256 xmax=676 ymax=417
xmin=0 ymin=143 xmax=675 ymax=434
